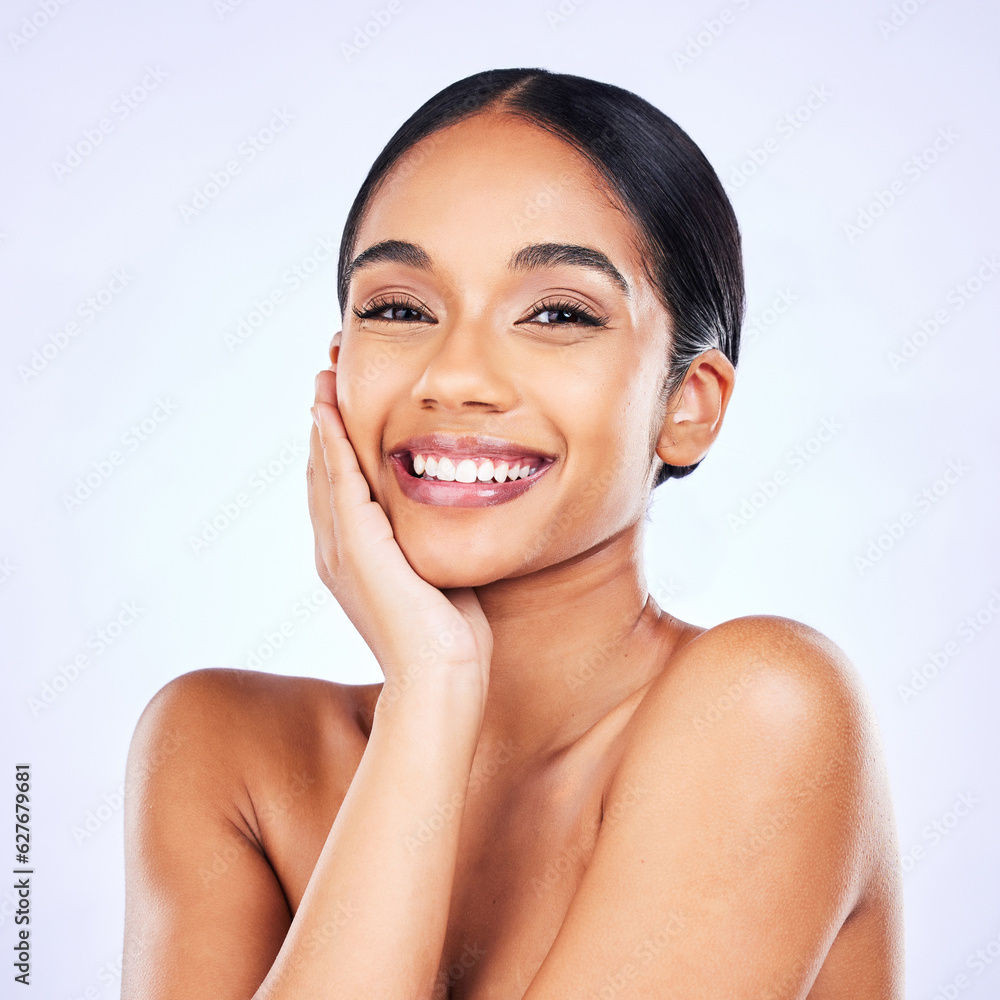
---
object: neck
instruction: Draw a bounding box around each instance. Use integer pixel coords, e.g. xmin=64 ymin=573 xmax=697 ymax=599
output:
xmin=471 ymin=522 xmax=677 ymax=764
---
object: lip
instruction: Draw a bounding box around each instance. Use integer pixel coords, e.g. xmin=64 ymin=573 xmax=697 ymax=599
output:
xmin=389 ymin=451 xmax=554 ymax=508
xmin=388 ymin=432 xmax=556 ymax=464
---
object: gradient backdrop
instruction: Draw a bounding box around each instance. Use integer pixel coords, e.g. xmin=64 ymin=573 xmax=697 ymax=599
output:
xmin=1 ymin=1 xmax=997 ymax=997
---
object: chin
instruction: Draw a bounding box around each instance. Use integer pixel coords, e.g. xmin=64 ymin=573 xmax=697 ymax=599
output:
xmin=401 ymin=540 xmax=511 ymax=590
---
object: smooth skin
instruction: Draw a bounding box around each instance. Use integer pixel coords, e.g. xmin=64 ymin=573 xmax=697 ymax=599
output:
xmin=121 ymin=112 xmax=904 ymax=999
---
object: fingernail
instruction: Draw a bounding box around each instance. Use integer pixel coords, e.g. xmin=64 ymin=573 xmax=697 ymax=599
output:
xmin=315 ymin=372 xmax=321 ymax=392
xmin=311 ymin=405 xmax=319 ymax=428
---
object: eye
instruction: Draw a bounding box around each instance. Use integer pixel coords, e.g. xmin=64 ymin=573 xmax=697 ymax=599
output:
xmin=524 ymin=298 xmax=608 ymax=328
xmin=352 ymin=296 xmax=434 ymax=323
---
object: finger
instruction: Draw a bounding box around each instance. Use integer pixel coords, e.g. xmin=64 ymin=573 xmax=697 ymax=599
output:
xmin=307 ymin=369 xmax=372 ymax=580
xmin=306 ymin=411 xmax=336 ymax=585
xmin=307 ymin=370 xmax=336 ymax=541
xmin=312 ymin=367 xmax=378 ymax=522
xmin=310 ymin=371 xmax=429 ymax=610
xmin=307 ymin=369 xmax=361 ymax=578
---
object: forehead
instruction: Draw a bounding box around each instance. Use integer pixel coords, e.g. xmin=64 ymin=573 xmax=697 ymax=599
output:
xmin=351 ymin=112 xmax=648 ymax=288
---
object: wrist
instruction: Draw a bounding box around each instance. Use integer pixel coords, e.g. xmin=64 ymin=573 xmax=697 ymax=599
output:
xmin=375 ymin=660 xmax=486 ymax=728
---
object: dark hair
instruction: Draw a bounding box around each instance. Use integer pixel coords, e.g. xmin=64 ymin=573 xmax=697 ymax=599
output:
xmin=336 ymin=68 xmax=744 ymax=487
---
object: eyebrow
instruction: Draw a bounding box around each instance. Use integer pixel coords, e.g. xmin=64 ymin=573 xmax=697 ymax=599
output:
xmin=342 ymin=239 xmax=431 ymax=293
xmin=344 ymin=239 xmax=631 ymax=297
xmin=509 ymin=242 xmax=630 ymax=296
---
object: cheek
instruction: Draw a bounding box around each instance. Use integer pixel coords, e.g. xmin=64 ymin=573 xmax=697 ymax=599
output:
xmin=336 ymin=335 xmax=394 ymax=408
xmin=335 ymin=345 xmax=400 ymax=483
xmin=531 ymin=361 xmax=657 ymax=543
xmin=547 ymin=359 xmax=655 ymax=479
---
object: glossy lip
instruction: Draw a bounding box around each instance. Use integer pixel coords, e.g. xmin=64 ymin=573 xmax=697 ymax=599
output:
xmin=389 ymin=453 xmax=554 ymax=508
xmin=388 ymin=432 xmax=556 ymax=464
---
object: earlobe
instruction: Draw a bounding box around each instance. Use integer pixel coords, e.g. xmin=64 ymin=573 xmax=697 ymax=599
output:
xmin=329 ymin=330 xmax=342 ymax=370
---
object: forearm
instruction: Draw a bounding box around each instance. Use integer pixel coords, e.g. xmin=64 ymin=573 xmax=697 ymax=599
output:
xmin=253 ymin=671 xmax=483 ymax=1000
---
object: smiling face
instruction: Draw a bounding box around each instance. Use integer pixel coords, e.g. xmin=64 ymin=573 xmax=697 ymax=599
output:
xmin=335 ymin=111 xmax=679 ymax=589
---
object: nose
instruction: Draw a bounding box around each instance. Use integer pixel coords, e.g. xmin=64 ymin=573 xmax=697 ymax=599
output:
xmin=411 ymin=316 xmax=516 ymax=413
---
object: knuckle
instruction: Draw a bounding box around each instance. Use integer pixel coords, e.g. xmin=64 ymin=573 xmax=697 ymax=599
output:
xmin=314 ymin=537 xmax=340 ymax=577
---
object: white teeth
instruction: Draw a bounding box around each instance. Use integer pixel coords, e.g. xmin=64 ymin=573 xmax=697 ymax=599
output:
xmin=455 ymin=459 xmax=478 ymax=483
xmin=411 ymin=453 xmax=543 ymax=482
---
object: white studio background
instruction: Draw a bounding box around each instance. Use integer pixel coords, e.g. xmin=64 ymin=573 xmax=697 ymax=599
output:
xmin=1 ymin=1 xmax=997 ymax=997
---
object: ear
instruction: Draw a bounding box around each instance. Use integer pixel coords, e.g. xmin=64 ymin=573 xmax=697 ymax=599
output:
xmin=655 ymin=349 xmax=736 ymax=469
xmin=329 ymin=330 xmax=342 ymax=370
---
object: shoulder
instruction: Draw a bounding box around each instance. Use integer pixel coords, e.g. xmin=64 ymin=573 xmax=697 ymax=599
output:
xmin=605 ymin=614 xmax=889 ymax=900
xmin=521 ymin=617 xmax=901 ymax=995
xmin=643 ymin=613 xmax=873 ymax=748
xmin=130 ymin=666 xmax=380 ymax=739
xmin=122 ymin=668 xmax=383 ymax=998
xmin=126 ymin=667 xmax=380 ymax=812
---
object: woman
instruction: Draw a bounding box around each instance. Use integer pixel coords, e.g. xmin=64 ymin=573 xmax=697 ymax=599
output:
xmin=122 ymin=68 xmax=904 ymax=999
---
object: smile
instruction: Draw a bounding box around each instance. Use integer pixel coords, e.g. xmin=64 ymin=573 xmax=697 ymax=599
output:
xmin=412 ymin=454 xmax=539 ymax=483
xmin=388 ymin=435 xmax=555 ymax=508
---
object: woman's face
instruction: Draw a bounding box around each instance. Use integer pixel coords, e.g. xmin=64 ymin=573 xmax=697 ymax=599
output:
xmin=336 ymin=112 xmax=677 ymax=589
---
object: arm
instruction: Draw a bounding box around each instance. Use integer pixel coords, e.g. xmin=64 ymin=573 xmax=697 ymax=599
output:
xmin=121 ymin=670 xmax=294 ymax=999
xmin=121 ymin=667 xmax=484 ymax=1000
xmin=254 ymin=669 xmax=483 ymax=999
xmin=518 ymin=615 xmax=901 ymax=1000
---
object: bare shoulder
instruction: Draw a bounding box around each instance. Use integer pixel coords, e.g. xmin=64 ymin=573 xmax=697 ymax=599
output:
xmin=126 ymin=671 xmax=359 ymax=866
xmin=608 ymin=613 xmax=899 ymax=914
xmin=131 ymin=664 xmax=378 ymax=731
xmin=521 ymin=623 xmax=902 ymax=996
xmin=524 ymin=614 xmax=903 ymax=997
xmin=644 ymin=613 xmax=876 ymax=747
xmin=127 ymin=667 xmax=380 ymax=822
xmin=122 ymin=668 xmax=382 ymax=999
